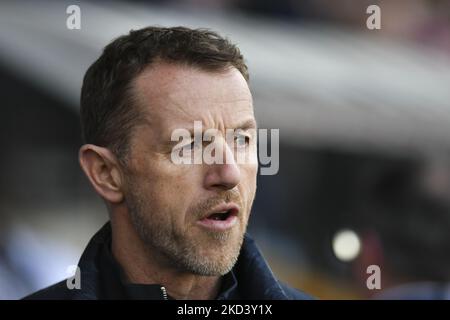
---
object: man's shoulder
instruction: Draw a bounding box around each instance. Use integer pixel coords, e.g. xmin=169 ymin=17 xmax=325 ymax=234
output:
xmin=23 ymin=279 xmax=75 ymax=300
xmin=279 ymin=282 xmax=314 ymax=300
xmin=239 ymin=234 xmax=314 ymax=300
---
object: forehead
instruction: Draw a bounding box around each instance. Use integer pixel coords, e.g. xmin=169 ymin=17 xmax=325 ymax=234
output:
xmin=132 ymin=62 xmax=254 ymax=132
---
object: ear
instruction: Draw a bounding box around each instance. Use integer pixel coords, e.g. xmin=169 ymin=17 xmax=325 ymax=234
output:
xmin=79 ymin=144 xmax=124 ymax=203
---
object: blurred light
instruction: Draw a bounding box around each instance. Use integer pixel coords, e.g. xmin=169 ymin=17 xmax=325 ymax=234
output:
xmin=332 ymin=229 xmax=361 ymax=262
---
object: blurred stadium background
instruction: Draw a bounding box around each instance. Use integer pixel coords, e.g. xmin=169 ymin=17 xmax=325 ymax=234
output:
xmin=1 ymin=0 xmax=450 ymax=299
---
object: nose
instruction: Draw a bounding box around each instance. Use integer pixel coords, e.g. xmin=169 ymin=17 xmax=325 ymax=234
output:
xmin=203 ymin=140 xmax=241 ymax=191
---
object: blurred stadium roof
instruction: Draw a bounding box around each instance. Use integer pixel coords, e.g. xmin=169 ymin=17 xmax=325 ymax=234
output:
xmin=1 ymin=0 xmax=450 ymax=155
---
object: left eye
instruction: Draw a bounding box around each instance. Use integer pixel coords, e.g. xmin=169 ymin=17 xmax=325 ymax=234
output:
xmin=235 ymin=134 xmax=249 ymax=146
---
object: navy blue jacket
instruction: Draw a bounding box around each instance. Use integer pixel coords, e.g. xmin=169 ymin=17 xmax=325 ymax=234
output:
xmin=24 ymin=222 xmax=312 ymax=300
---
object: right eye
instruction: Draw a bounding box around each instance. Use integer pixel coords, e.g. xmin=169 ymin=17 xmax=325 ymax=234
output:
xmin=182 ymin=140 xmax=197 ymax=151
xmin=189 ymin=140 xmax=196 ymax=149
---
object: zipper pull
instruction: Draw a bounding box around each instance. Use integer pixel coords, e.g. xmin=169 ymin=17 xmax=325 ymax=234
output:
xmin=161 ymin=286 xmax=168 ymax=300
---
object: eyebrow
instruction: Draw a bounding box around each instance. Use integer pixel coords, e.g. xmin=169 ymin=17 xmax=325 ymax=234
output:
xmin=235 ymin=119 xmax=257 ymax=131
xmin=174 ymin=118 xmax=257 ymax=135
xmin=164 ymin=118 xmax=258 ymax=144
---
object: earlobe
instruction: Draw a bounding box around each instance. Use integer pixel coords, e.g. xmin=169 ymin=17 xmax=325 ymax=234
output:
xmin=79 ymin=144 xmax=124 ymax=203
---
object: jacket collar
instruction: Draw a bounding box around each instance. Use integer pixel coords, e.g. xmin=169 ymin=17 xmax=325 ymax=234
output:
xmin=71 ymin=222 xmax=289 ymax=300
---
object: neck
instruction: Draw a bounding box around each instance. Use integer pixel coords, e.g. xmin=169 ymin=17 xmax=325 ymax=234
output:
xmin=110 ymin=207 xmax=222 ymax=300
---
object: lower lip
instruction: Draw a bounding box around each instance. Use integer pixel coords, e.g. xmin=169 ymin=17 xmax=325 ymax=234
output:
xmin=197 ymin=215 xmax=238 ymax=231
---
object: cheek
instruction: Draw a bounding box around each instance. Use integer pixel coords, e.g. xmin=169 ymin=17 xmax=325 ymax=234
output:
xmin=128 ymin=149 xmax=202 ymax=221
xmin=239 ymin=164 xmax=258 ymax=201
xmin=146 ymin=160 xmax=204 ymax=216
xmin=242 ymin=163 xmax=258 ymax=184
xmin=139 ymin=152 xmax=197 ymax=186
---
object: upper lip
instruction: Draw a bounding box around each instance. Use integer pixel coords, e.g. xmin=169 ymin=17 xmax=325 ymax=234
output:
xmin=199 ymin=202 xmax=240 ymax=220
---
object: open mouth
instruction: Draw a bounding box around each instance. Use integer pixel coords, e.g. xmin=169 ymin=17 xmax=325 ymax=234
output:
xmin=206 ymin=210 xmax=233 ymax=221
xmin=197 ymin=204 xmax=240 ymax=231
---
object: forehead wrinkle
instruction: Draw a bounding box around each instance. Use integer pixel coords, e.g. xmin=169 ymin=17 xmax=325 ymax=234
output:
xmin=158 ymin=88 xmax=254 ymax=128
xmin=134 ymin=74 xmax=251 ymax=121
xmin=137 ymin=65 xmax=251 ymax=104
xmin=131 ymin=63 xmax=254 ymax=133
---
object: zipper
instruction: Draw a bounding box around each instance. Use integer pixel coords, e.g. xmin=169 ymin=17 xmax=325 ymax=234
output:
xmin=161 ymin=286 xmax=168 ymax=300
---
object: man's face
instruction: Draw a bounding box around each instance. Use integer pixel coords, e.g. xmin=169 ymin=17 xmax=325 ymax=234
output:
xmin=122 ymin=63 xmax=258 ymax=276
